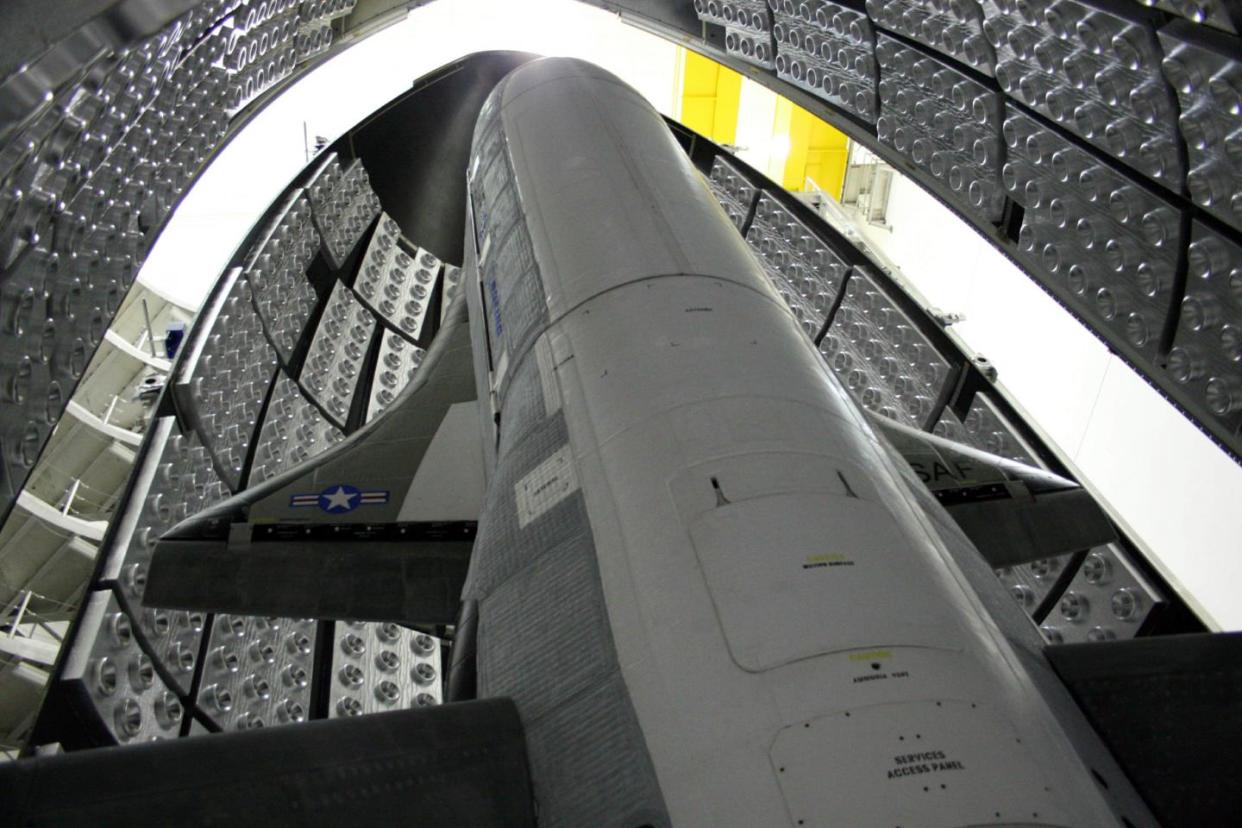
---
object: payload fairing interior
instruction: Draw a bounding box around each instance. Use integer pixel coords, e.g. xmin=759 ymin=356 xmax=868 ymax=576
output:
xmin=0 ymin=2 xmax=1239 ymax=826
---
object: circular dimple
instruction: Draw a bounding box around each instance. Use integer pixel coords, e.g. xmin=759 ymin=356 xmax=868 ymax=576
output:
xmin=1040 ymin=626 xmax=1064 ymax=645
xmin=1047 ymin=198 xmax=1069 ymax=228
xmin=243 ymin=674 xmax=271 ymax=700
xmin=1135 ymin=262 xmax=1163 ymax=298
xmin=170 ymin=641 xmax=196 ymax=673
xmin=341 ymin=633 xmax=366 ymax=656
xmin=146 ymin=609 xmax=171 ymax=638
xmin=1209 ymin=74 xmax=1242 ymax=116
xmin=1066 ymin=264 xmax=1088 ymax=296
xmin=203 ymin=683 xmax=233 ymax=713
xmin=1030 ymin=558 xmax=1060 ymax=582
xmin=123 ymin=563 xmax=147 ymax=598
xmin=95 ymin=657 xmax=119 ymax=696
xmin=1009 ymin=584 xmax=1035 ymax=608
xmin=107 ymin=612 xmax=133 ymax=648
xmin=249 ymin=640 xmax=276 ymax=664
xmin=1087 ymin=626 xmax=1117 ymax=643
xmin=277 ymin=699 xmax=306 ymax=723
xmin=1125 ymin=313 xmax=1149 ymax=347
xmin=375 ymin=680 xmax=401 ymax=704
xmin=1206 ymin=376 xmax=1240 ymax=415
xmin=286 ymin=631 xmax=312 ymax=655
xmin=114 ymin=698 xmax=143 ymax=740
xmin=211 ymin=645 xmax=240 ymax=673
xmin=336 ymin=697 xmax=363 ymax=717
xmin=1181 ymin=295 xmax=1217 ymax=332
xmin=377 ymin=622 xmax=401 ymax=643
xmin=283 ymin=664 xmax=309 ymax=688
xmin=1095 ymin=287 xmax=1118 ymax=320
xmin=1220 ymin=325 xmax=1242 ymax=363
xmin=413 ymin=693 xmax=437 ymax=707
xmin=411 ymin=633 xmax=436 ymax=656
xmin=155 ymin=691 xmax=182 ymax=729
xmin=1111 ymin=588 xmax=1143 ymax=621
xmin=1082 ymin=551 xmax=1113 ymax=585
xmin=412 ymin=661 xmax=438 ymax=686
xmin=129 ymin=653 xmax=155 ymax=691
xmin=1182 ymin=238 xmax=1222 ymax=280
xmin=339 ymin=663 xmax=365 ymax=688
xmin=1167 ymin=347 xmax=1199 ymax=384
xmin=1060 ymin=591 xmax=1089 ymax=623
xmin=376 ymin=649 xmax=401 ymax=673
xmin=1041 ymin=242 xmax=1060 ymax=273
xmin=1104 ymin=238 xmax=1133 ymax=272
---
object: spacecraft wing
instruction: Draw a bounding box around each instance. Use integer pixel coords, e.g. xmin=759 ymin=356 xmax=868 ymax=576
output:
xmin=0 ymin=699 xmax=536 ymax=828
xmin=869 ymin=412 xmax=1117 ymax=568
xmin=144 ymin=298 xmax=483 ymax=624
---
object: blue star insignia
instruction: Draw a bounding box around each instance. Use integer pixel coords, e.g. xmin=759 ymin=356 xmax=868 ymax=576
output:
xmin=319 ymin=484 xmax=361 ymax=513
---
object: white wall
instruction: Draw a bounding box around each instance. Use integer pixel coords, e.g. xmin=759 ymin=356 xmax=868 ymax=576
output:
xmin=139 ymin=0 xmax=680 ymax=309
xmin=734 ymin=78 xmax=782 ymax=180
xmin=857 ymin=174 xmax=1241 ymax=631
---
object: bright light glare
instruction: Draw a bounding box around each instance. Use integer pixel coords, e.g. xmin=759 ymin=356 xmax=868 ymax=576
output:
xmin=139 ymin=0 xmax=680 ymax=309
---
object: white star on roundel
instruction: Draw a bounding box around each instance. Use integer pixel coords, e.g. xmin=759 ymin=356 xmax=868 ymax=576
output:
xmin=321 ymin=486 xmax=358 ymax=512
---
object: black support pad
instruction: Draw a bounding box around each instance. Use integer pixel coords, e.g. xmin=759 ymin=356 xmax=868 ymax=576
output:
xmin=146 ymin=531 xmax=473 ymax=625
xmin=1047 ymin=633 xmax=1242 ymax=828
xmin=0 ymin=698 xmax=535 ymax=827
xmin=944 ymin=487 xmax=1117 ymax=568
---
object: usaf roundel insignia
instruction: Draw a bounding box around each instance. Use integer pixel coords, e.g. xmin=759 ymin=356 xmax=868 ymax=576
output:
xmin=289 ymin=484 xmax=389 ymax=513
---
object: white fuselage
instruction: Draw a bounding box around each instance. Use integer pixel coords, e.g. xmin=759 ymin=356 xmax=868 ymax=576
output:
xmin=466 ymin=57 xmax=1150 ymax=827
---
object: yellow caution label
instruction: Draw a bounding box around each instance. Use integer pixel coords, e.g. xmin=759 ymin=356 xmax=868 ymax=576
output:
xmin=848 ymin=650 xmax=893 ymax=662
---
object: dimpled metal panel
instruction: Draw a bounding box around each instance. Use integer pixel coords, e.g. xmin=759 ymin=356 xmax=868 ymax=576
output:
xmin=772 ymin=1 xmax=880 ymax=123
xmin=868 ymin=0 xmax=997 ymax=75
xmin=99 ymin=420 xmax=225 ymax=692
xmin=185 ymin=275 xmax=279 ymax=489
xmin=353 ymin=213 xmax=443 ymax=342
xmin=248 ymin=371 xmax=343 ymax=485
xmin=299 ymin=279 xmax=377 ymax=429
xmin=0 ymin=0 xmax=362 ymax=518
xmin=59 ymin=590 xmax=185 ymax=744
xmin=244 ymin=190 xmax=319 ymax=364
xmin=1145 ymin=0 xmax=1239 ymax=33
xmin=934 ymin=391 xmax=1040 ymax=463
xmin=329 ymin=621 xmax=442 ymax=718
xmin=365 ymin=331 xmax=426 ymax=423
xmin=746 ymin=192 xmax=850 ymax=320
xmin=876 ymin=35 xmax=1006 ymax=221
xmin=1003 ymin=105 xmax=1183 ymax=363
xmin=1167 ymin=223 xmax=1242 ymax=435
xmin=707 ymin=156 xmax=757 ymax=230
xmin=1160 ymin=23 xmax=1242 ymax=233
xmin=821 ymin=268 xmax=951 ymax=427
xmin=306 ymin=152 xmax=383 ymax=269
xmin=981 ymin=0 xmax=1183 ymax=188
xmin=1043 ymin=544 xmax=1164 ymax=643
xmin=196 ymin=613 xmax=316 ymax=731
xmin=694 ymin=1 xmax=777 ymax=69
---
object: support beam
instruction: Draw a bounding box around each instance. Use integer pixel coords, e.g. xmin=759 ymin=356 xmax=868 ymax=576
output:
xmin=0 ymin=634 xmax=58 ymax=666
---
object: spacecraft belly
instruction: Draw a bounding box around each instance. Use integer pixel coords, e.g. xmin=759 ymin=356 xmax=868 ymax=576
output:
xmin=468 ymin=58 xmax=1150 ymax=826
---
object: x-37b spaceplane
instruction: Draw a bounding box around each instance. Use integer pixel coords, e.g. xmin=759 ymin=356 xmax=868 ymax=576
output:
xmin=7 ymin=42 xmax=1230 ymax=827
